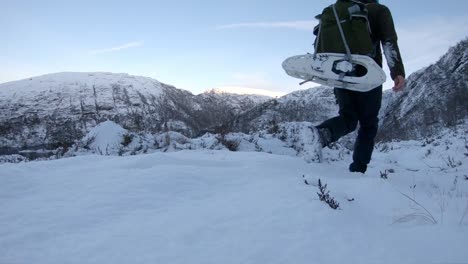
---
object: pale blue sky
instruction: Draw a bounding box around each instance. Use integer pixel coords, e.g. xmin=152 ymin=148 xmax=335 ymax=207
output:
xmin=1 ymin=0 xmax=467 ymax=95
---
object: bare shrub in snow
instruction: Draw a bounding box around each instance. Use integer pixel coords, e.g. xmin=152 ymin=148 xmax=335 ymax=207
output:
xmin=121 ymin=133 xmax=133 ymax=147
xmin=267 ymin=120 xmax=280 ymax=135
xmin=96 ymin=145 xmax=111 ymax=156
xmin=377 ymin=143 xmax=390 ymax=153
xmin=316 ymin=179 xmax=340 ymax=210
xmin=216 ymin=133 xmax=240 ymax=152
xmin=380 ymin=170 xmax=389 ymax=179
xmin=424 ymin=149 xmax=432 ymax=157
xmin=164 ymin=133 xmax=171 ymax=147
xmin=443 ymin=155 xmax=462 ymax=169
xmin=394 ymin=191 xmax=438 ymax=225
xmin=254 ymin=142 xmax=263 ymax=152
xmin=79 ymin=135 xmax=96 ymax=151
xmin=0 ymin=154 xmax=28 ymax=164
xmin=461 ymin=202 xmax=468 ymax=225
xmin=464 ymin=141 xmax=468 ymax=157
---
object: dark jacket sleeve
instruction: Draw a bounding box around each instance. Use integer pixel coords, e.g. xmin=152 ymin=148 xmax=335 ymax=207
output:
xmin=375 ymin=5 xmax=406 ymax=79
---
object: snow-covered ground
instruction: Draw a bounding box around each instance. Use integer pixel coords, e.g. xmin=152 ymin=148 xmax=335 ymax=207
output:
xmin=1 ymin=131 xmax=467 ymax=263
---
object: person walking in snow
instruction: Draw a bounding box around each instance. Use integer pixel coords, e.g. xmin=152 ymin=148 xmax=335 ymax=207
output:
xmin=314 ymin=0 xmax=406 ymax=173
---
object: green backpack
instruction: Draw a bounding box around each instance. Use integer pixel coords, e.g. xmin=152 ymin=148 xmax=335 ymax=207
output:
xmin=314 ymin=0 xmax=373 ymax=57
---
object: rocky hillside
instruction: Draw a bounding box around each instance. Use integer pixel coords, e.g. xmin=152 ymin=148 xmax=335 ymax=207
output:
xmin=378 ymin=38 xmax=468 ymax=141
xmin=230 ymin=86 xmax=338 ymax=133
xmin=0 ymin=72 xmax=269 ymax=154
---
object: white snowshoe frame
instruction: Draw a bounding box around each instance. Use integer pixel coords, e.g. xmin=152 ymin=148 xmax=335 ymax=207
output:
xmin=282 ymin=52 xmax=387 ymax=92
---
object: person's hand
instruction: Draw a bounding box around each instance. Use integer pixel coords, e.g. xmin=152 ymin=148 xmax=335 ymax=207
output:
xmin=393 ymin=75 xmax=405 ymax=92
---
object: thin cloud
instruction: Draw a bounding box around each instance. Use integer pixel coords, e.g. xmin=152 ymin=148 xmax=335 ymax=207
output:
xmin=217 ymin=21 xmax=316 ymax=31
xmin=89 ymin=41 xmax=144 ymax=55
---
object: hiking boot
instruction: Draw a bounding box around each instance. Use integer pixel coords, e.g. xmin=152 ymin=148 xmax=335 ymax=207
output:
xmin=349 ymin=162 xmax=367 ymax=174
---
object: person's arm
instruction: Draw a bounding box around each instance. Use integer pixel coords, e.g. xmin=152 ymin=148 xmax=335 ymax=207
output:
xmin=377 ymin=5 xmax=406 ymax=91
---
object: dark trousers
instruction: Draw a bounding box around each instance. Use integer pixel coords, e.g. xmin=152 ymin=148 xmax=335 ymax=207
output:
xmin=317 ymin=86 xmax=382 ymax=166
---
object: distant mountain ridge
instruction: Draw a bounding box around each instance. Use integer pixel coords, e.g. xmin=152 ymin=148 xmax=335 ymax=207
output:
xmin=0 ymin=39 xmax=466 ymax=156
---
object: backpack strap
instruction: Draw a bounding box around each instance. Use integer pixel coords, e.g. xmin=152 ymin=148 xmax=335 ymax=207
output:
xmin=313 ymin=17 xmax=323 ymax=57
xmin=332 ymin=4 xmax=352 ymax=61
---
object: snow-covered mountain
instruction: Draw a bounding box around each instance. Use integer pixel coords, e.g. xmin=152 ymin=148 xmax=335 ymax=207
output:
xmin=230 ymin=86 xmax=338 ymax=133
xmin=0 ymin=72 xmax=269 ymax=155
xmin=378 ymin=38 xmax=468 ymax=141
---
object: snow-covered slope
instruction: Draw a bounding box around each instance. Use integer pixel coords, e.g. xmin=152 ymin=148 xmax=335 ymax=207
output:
xmin=378 ymin=38 xmax=468 ymax=141
xmin=0 ymin=72 xmax=268 ymax=154
xmin=56 ymin=120 xmax=343 ymax=163
xmin=1 ymin=133 xmax=467 ymax=263
xmin=231 ymin=86 xmax=338 ymax=132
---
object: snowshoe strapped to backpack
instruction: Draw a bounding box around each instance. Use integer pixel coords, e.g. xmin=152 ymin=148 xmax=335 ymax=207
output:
xmin=282 ymin=0 xmax=387 ymax=91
